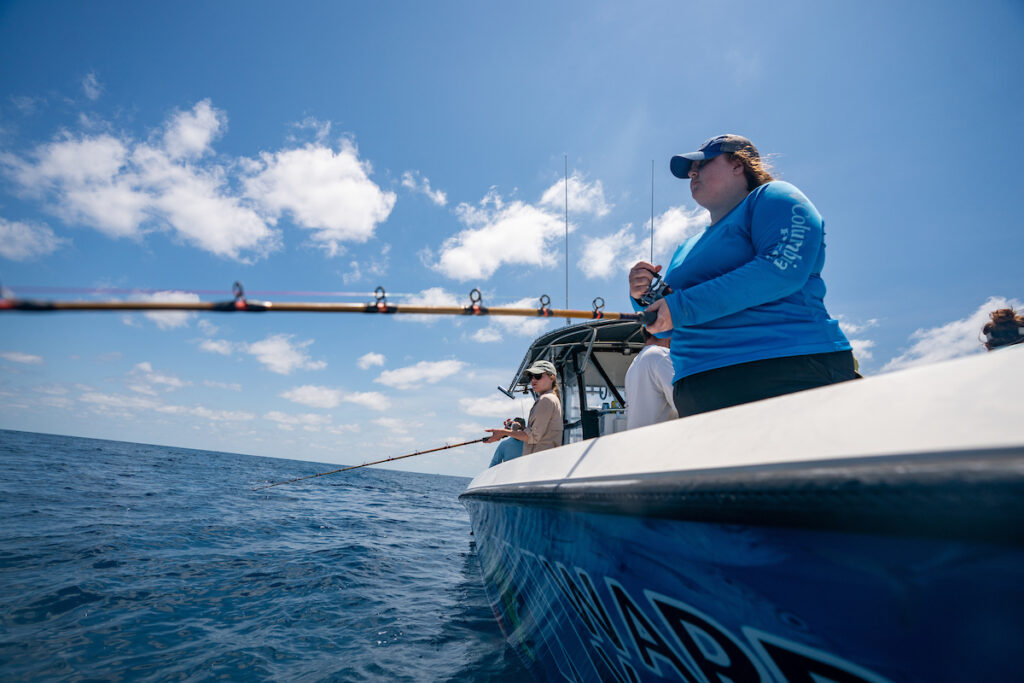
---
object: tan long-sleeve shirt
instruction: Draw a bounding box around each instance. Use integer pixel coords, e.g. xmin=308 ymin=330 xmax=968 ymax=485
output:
xmin=523 ymin=392 xmax=562 ymax=455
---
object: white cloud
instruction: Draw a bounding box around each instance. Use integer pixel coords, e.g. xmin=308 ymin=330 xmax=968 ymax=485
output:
xmin=539 ymin=172 xmax=612 ymax=217
xmin=281 ymin=385 xmax=341 ymax=409
xmin=141 ymin=290 xmax=200 ymax=330
xmin=578 ymin=225 xmax=640 ymax=280
xmin=242 ymin=139 xmax=396 ymax=256
xmin=341 ymin=260 xmax=363 ymax=284
xmin=372 ymin=416 xmax=421 ymax=434
xmin=357 ymin=352 xmax=386 ymax=369
xmin=246 ymin=334 xmax=326 ymax=375
xmin=264 ymin=410 xmax=332 ymax=431
xmin=653 ymin=205 xmax=708 ymax=255
xmin=1 ymin=107 xmax=393 ymax=262
xmin=200 ymin=334 xmax=330 ymax=375
xmin=431 ymin=174 xmax=616 ymax=282
xmin=578 ymin=204 xmax=707 ymax=280
xmin=203 ymin=380 xmax=241 ymax=391
xmin=838 ymin=317 xmax=880 ymax=336
xmin=343 ymin=391 xmax=391 ymax=411
xmin=2 ymin=351 xmax=43 ymax=364
xmin=129 ymin=361 xmax=189 ymax=394
xmin=458 ymin=394 xmax=531 ymax=418
xmin=180 ymin=405 xmax=255 ymax=422
xmin=848 ymin=338 xmax=876 ymax=362
xmin=82 ymin=72 xmax=102 ymax=101
xmin=432 ymin=184 xmax=575 ymax=281
xmin=326 ymin=423 xmax=361 ymax=435
xmin=79 ymin=390 xmax=254 ymax=422
xmin=394 ymin=287 xmax=462 ymax=324
xmin=0 ymin=218 xmax=68 ymax=260
xmin=472 ymin=296 xmax=559 ymax=342
xmin=39 ymin=395 xmax=74 ymax=410
xmin=472 ymin=327 xmax=503 ymax=343
xmin=289 ymin=117 xmax=332 ymax=144
xmin=132 ymin=141 xmax=278 ymax=260
xmin=1 ymin=133 xmax=148 ymax=238
xmin=882 ymin=296 xmax=1021 ymax=372
xmin=1 ymin=102 xmax=280 ymax=259
xmin=837 ymin=317 xmax=880 ymax=363
xmin=200 ymin=339 xmax=235 ymax=356
xmin=80 ymin=390 xmax=161 ymax=412
xmin=34 ymin=385 xmax=68 ymax=395
xmin=11 ymin=95 xmax=39 ymax=115
xmin=127 ymin=382 xmax=159 ymax=397
xmin=23 ymin=133 xmax=129 ymax=185
xmin=375 ymin=359 xmax=465 ymax=390
xmin=341 ymin=245 xmax=390 ymax=284
xmin=162 ymin=99 xmax=224 ymax=160
xmin=197 ymin=319 xmax=219 ymax=336
xmin=401 ymin=170 xmax=447 ymax=206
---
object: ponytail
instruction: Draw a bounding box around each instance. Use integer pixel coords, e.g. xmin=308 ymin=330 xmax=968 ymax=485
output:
xmin=983 ymin=307 xmax=1024 ymax=350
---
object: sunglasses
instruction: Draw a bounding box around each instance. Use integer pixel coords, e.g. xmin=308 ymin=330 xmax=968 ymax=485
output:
xmin=528 ymin=373 xmax=546 ymax=381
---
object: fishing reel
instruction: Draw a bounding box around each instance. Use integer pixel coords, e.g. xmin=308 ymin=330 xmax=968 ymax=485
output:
xmin=638 ymin=272 xmax=672 ymax=306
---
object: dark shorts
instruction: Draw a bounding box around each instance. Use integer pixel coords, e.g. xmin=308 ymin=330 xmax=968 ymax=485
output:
xmin=672 ymin=350 xmax=860 ymax=418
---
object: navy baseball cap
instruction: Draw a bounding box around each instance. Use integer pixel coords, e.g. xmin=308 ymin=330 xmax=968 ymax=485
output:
xmin=670 ymin=134 xmax=759 ymax=178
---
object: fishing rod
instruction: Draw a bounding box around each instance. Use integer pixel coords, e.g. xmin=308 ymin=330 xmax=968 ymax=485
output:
xmin=0 ymin=283 xmax=657 ymax=324
xmin=252 ymin=437 xmax=488 ymax=491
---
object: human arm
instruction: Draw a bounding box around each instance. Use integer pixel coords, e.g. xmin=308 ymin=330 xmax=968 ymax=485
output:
xmin=654 ymin=349 xmax=677 ymax=414
xmin=663 ymin=183 xmax=825 ymax=327
xmin=484 ymin=428 xmax=528 ymax=444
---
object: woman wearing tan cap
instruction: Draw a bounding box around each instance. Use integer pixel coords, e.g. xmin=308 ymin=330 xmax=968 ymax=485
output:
xmin=484 ymin=360 xmax=563 ymax=458
xmin=629 ymin=134 xmax=858 ymax=417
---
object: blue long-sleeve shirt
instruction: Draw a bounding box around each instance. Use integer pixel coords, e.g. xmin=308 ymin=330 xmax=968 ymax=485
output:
xmin=635 ymin=180 xmax=850 ymax=382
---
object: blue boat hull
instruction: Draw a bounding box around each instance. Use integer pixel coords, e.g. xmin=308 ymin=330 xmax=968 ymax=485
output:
xmin=463 ymin=468 xmax=1024 ymax=682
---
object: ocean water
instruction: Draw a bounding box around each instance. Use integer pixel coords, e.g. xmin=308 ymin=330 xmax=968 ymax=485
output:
xmin=0 ymin=429 xmax=526 ymax=681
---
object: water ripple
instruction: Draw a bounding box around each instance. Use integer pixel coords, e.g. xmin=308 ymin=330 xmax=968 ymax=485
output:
xmin=0 ymin=429 xmax=526 ymax=681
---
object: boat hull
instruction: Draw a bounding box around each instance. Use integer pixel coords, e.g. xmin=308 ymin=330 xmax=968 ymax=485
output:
xmin=463 ymin=348 xmax=1024 ymax=681
xmin=463 ymin=492 xmax=1023 ymax=682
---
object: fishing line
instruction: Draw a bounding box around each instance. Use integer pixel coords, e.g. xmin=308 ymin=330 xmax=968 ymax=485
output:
xmin=252 ymin=437 xmax=488 ymax=491
xmin=1 ymin=285 xmax=421 ymax=299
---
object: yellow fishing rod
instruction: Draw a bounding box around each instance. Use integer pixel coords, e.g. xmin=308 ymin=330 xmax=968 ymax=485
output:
xmin=0 ymin=283 xmax=656 ymax=323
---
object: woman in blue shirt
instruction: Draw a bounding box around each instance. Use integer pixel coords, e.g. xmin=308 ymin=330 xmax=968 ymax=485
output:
xmin=630 ymin=134 xmax=858 ymax=417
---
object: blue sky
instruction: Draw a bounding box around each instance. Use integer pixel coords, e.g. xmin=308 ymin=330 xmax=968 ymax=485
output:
xmin=2 ymin=1 xmax=1022 ymax=477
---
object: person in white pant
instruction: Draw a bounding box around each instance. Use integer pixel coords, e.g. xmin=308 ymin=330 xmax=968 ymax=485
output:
xmin=625 ymin=329 xmax=677 ymax=430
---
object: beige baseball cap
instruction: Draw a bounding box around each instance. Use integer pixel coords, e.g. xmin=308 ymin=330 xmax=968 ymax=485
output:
xmin=525 ymin=360 xmax=556 ymax=375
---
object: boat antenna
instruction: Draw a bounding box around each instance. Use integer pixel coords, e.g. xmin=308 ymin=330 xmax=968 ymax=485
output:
xmin=651 ymin=159 xmax=655 ymax=262
xmin=564 ymin=154 xmax=569 ymax=326
xmin=252 ymin=437 xmax=488 ymax=491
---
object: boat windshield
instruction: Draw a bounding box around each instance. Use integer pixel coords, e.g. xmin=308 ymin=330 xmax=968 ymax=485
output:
xmin=500 ymin=319 xmax=646 ymax=443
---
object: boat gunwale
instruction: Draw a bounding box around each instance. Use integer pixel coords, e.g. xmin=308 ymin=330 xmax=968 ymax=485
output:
xmin=460 ymin=445 xmax=1024 ymax=545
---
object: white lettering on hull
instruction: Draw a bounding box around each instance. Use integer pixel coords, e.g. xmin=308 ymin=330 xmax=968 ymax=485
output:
xmin=495 ymin=543 xmax=893 ymax=683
